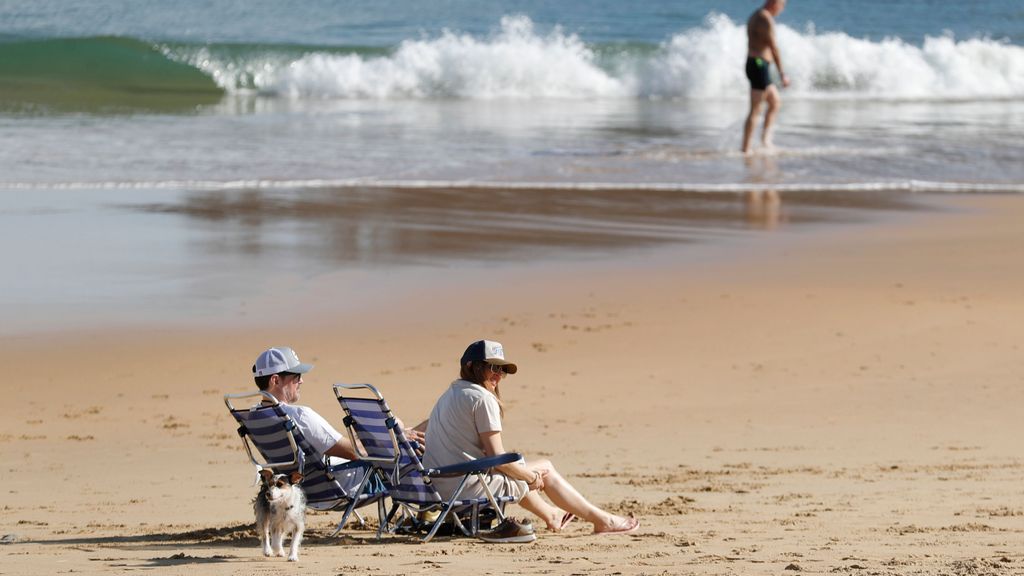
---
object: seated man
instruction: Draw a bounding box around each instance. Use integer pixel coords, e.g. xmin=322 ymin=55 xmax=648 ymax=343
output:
xmin=252 ymin=347 xmax=425 ymax=471
xmin=253 ymin=347 xmax=360 ymax=461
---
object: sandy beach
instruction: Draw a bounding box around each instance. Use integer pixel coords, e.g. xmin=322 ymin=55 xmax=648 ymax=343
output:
xmin=1 ymin=192 xmax=1022 ymax=575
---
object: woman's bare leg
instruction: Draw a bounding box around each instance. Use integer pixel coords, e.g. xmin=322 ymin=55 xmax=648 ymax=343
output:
xmin=516 ymin=490 xmax=563 ymax=530
xmin=524 ymin=459 xmax=637 ymax=533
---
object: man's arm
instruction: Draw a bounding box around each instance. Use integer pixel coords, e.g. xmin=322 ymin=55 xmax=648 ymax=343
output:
xmin=767 ymin=16 xmax=790 ymax=87
xmin=323 ymin=437 xmax=359 ymax=460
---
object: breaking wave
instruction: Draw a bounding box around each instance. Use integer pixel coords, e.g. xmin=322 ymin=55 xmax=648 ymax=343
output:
xmin=3 ymin=14 xmax=1023 ymax=106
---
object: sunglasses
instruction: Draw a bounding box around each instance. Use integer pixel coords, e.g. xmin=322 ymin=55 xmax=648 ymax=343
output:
xmin=486 ymin=363 xmax=507 ymax=375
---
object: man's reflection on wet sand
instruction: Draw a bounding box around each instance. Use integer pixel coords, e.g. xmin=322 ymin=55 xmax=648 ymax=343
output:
xmin=126 ymin=180 xmax=919 ymax=267
xmin=743 ymin=150 xmax=781 ymax=180
xmin=743 ymin=153 xmax=783 ymax=230
xmin=746 ymin=189 xmax=781 ymax=230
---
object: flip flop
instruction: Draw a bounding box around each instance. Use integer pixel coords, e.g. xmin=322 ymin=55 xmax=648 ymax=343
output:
xmin=559 ymin=512 xmax=576 ymax=530
xmin=594 ymin=517 xmax=639 ymax=535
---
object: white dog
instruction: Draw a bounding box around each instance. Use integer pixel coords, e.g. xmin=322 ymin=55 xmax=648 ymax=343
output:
xmin=254 ymin=469 xmax=306 ymax=561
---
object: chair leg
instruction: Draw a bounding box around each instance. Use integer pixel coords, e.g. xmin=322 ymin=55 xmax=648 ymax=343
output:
xmin=475 ymin=472 xmax=506 ymax=524
xmin=450 ymin=509 xmax=472 ymax=537
xmin=328 ymin=466 xmax=377 ymax=536
xmin=422 ymin=504 xmax=453 ymax=543
xmin=423 ymin=474 xmax=482 ymax=541
xmin=330 ymin=499 xmax=359 ymax=537
xmin=378 ymin=501 xmax=399 ymax=540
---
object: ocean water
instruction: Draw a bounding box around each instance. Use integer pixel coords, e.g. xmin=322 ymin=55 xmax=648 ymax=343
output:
xmin=1 ymin=1 xmax=1023 ymax=333
xmin=1 ymin=0 xmax=1022 ymax=190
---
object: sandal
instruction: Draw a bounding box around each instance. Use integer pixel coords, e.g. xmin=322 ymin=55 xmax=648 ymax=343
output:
xmin=559 ymin=512 xmax=576 ymax=530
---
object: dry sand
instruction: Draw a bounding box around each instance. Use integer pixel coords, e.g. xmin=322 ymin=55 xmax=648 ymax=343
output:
xmin=1 ymin=194 xmax=1022 ymax=575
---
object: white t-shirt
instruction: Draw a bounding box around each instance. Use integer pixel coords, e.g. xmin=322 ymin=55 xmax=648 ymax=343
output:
xmin=422 ymin=379 xmax=527 ymax=502
xmin=277 ymin=403 xmax=343 ymax=456
xmin=423 ymin=379 xmax=503 ymax=468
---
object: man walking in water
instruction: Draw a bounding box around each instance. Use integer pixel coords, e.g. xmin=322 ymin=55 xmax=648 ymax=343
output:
xmin=742 ymin=0 xmax=790 ymax=155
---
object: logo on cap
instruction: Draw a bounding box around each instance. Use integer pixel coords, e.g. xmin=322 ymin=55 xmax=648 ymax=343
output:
xmin=253 ymin=347 xmax=313 ymax=377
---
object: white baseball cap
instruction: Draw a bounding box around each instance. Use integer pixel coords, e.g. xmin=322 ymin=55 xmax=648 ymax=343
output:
xmin=253 ymin=347 xmax=313 ymax=377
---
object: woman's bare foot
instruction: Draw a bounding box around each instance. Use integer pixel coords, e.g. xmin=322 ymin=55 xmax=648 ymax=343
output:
xmin=592 ymin=515 xmax=639 ymax=535
xmin=540 ymin=510 xmax=577 ymax=532
xmin=541 ymin=510 xmax=561 ymax=531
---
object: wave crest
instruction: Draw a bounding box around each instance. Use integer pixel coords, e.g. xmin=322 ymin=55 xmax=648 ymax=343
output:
xmin=7 ymin=15 xmax=1023 ymax=104
xmin=205 ymin=14 xmax=1023 ymax=101
xmin=788 ymin=29 xmax=1024 ymax=98
xmin=270 ymin=15 xmax=624 ymax=99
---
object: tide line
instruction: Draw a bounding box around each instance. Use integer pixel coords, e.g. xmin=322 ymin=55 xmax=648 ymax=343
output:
xmin=1 ymin=178 xmax=1023 ymax=194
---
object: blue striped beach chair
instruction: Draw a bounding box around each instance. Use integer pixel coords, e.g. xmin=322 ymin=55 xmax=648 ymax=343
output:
xmin=332 ymin=383 xmax=522 ymax=543
xmin=224 ymin=391 xmax=386 ymax=536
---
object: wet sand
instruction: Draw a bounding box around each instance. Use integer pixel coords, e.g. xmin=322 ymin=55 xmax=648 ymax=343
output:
xmin=1 ymin=192 xmax=1022 ymax=575
xmin=0 ymin=183 xmax=922 ymax=335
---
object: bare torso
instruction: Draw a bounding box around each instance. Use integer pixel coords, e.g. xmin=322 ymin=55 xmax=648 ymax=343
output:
xmin=747 ymin=9 xmax=775 ymax=60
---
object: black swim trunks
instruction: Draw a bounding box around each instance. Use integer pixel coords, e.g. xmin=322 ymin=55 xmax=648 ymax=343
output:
xmin=745 ymin=56 xmax=774 ymax=90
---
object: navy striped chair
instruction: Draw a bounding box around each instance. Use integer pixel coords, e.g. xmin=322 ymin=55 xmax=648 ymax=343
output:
xmin=224 ymin=391 xmax=386 ymax=536
xmin=333 ymin=383 xmax=521 ymax=542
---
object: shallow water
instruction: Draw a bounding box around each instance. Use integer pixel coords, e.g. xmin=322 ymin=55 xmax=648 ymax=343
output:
xmin=3 ymin=97 xmax=1023 ymax=191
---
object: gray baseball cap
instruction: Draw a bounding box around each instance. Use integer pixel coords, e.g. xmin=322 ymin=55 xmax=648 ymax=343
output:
xmin=252 ymin=347 xmax=313 ymax=377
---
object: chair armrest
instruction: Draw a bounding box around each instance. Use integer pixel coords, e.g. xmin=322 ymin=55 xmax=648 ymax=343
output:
xmin=326 ymin=459 xmax=372 ymax=474
xmin=425 ymin=452 xmax=522 ymax=478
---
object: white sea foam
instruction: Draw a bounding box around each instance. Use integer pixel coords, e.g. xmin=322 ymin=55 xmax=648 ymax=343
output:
xmin=784 ymin=27 xmax=1024 ymax=98
xmin=251 ymin=16 xmax=624 ymax=99
xmin=182 ymin=14 xmax=1024 ymax=102
xmin=181 ymin=15 xmax=628 ymax=98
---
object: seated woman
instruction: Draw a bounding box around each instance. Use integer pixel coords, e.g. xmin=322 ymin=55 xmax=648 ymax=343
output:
xmin=422 ymin=339 xmax=640 ymax=535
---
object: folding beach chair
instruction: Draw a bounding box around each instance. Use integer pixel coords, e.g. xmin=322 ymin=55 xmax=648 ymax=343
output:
xmin=224 ymin=391 xmax=386 ymax=535
xmin=333 ymin=383 xmax=522 ymax=543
